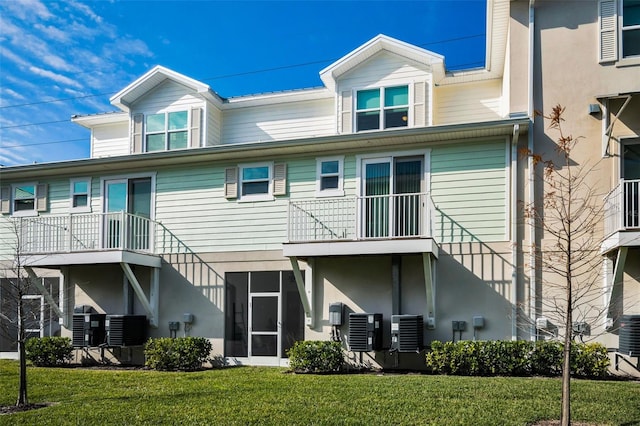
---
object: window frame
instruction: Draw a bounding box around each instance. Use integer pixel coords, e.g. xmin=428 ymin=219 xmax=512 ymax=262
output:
xmin=239 ymin=162 xmax=274 ymax=202
xmin=316 ymin=156 xmax=345 ymax=197
xmin=355 ymin=85 xmax=410 ymax=132
xmin=144 ymin=110 xmax=189 ymax=152
xmin=69 ymin=177 xmax=92 ymax=213
xmin=621 ymin=0 xmax=640 ymax=59
xmin=11 ymin=183 xmax=38 ymax=217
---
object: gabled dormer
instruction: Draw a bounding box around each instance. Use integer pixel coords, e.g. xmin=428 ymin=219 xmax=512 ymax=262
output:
xmin=319 ymin=35 xmax=445 ymax=134
xmin=110 ymin=66 xmax=224 ymax=153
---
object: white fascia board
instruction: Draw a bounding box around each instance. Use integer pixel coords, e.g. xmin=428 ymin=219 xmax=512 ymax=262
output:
xmin=71 ymin=112 xmax=128 ymax=128
xmin=224 ymin=88 xmax=331 ymax=109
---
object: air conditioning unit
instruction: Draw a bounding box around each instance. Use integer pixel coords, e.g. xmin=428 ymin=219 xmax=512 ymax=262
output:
xmin=72 ymin=313 xmax=106 ymax=347
xmin=348 ymin=313 xmax=382 ymax=352
xmin=391 ymin=315 xmax=424 ymax=353
xmin=106 ymin=315 xmax=147 ymax=346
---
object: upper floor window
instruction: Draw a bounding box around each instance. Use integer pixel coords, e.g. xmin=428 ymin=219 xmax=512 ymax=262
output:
xmin=145 ymin=110 xmax=188 ymax=152
xmin=0 ymin=183 xmax=48 ymax=216
xmin=241 ymin=164 xmax=271 ymax=199
xmin=316 ymin=157 xmax=344 ymax=197
xmin=356 ymin=86 xmax=409 ymax=132
xmin=225 ymin=162 xmax=287 ymax=200
xmin=70 ymin=178 xmax=91 ymax=213
xmin=623 ymin=0 xmax=640 ymax=58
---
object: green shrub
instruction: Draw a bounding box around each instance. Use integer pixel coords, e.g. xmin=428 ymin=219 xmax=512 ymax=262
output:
xmin=144 ymin=337 xmax=212 ymax=371
xmin=25 ymin=336 xmax=73 ymax=367
xmin=426 ymin=340 xmax=610 ymax=378
xmin=287 ymin=340 xmax=344 ymax=373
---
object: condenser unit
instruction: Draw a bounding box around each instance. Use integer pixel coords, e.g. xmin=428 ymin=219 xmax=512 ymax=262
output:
xmin=72 ymin=313 xmax=106 ymax=347
xmin=106 ymin=315 xmax=147 ymax=346
xmin=348 ymin=313 xmax=382 ymax=352
xmin=390 ymin=315 xmax=424 ymax=353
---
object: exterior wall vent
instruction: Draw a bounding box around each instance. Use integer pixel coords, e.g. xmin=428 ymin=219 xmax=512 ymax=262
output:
xmin=72 ymin=314 xmax=106 ymax=347
xmin=619 ymin=315 xmax=640 ymax=357
xmin=348 ymin=313 xmax=382 ymax=352
xmin=106 ymin=315 xmax=148 ymax=346
xmin=390 ymin=315 xmax=424 ymax=353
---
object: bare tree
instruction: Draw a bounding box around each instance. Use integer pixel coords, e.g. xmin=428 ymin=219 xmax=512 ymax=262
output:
xmin=522 ymin=105 xmax=607 ymax=426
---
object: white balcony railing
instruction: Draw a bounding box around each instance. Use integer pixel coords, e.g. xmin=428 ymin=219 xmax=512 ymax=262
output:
xmin=604 ymin=179 xmax=640 ymax=236
xmin=287 ymin=192 xmax=435 ymax=243
xmin=16 ymin=212 xmax=157 ymax=255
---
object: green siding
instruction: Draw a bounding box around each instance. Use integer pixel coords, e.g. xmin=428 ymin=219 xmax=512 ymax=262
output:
xmin=431 ymin=140 xmax=508 ymax=243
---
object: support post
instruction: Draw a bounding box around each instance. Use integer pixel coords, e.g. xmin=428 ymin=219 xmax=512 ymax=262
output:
xmin=392 ymin=255 xmax=401 ymax=315
xmin=290 ymin=256 xmax=314 ymax=328
xmin=606 ymin=247 xmax=628 ymax=324
xmin=422 ymin=253 xmax=436 ymax=329
xmin=120 ymin=263 xmax=157 ymax=327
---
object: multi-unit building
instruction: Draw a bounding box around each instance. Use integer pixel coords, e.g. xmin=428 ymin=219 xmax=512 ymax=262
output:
xmin=1 ymin=0 xmax=639 ymax=371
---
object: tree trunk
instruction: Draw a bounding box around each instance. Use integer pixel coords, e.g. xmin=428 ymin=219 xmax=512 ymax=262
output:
xmin=16 ymin=296 xmax=28 ymax=407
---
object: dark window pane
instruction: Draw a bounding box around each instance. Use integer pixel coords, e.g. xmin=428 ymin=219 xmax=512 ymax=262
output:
xmin=168 ymin=131 xmax=188 ymax=150
xmin=242 ymin=181 xmax=269 ymax=195
xmin=251 ymin=296 xmax=278 ymax=332
xmin=73 ymin=194 xmax=88 ymax=207
xmin=251 ymin=335 xmax=277 ymax=356
xmin=250 ymin=271 xmax=279 ymax=293
xmin=225 ymin=272 xmax=248 ymax=357
xmin=15 ymin=199 xmax=34 ymax=211
xmin=623 ymin=1 xmax=640 ymax=27
xmin=281 ymin=271 xmax=304 ymax=356
xmin=623 ymin=29 xmax=640 ymax=57
xmin=357 ymin=111 xmax=380 ymax=131
xmin=321 ymin=160 xmax=339 ymax=174
xmin=321 ymin=176 xmax=339 ymax=190
xmin=385 ymin=107 xmax=409 ymax=128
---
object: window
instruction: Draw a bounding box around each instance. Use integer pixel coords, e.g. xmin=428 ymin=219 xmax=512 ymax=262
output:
xmin=240 ymin=163 xmax=272 ymax=201
xmin=623 ymin=0 xmax=640 ymax=58
xmin=70 ymin=178 xmax=91 ymax=212
xmin=145 ymin=110 xmax=188 ymax=152
xmin=14 ymin=184 xmax=36 ymax=212
xmin=2 ymin=183 xmax=47 ymax=216
xmin=356 ymin=86 xmax=409 ymax=132
xmin=316 ymin=157 xmax=344 ymax=197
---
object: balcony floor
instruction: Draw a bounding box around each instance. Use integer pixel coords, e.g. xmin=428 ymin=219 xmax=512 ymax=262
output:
xmin=23 ymin=249 xmax=162 ymax=268
xmin=282 ymin=237 xmax=438 ymax=258
xmin=601 ymin=230 xmax=640 ymax=254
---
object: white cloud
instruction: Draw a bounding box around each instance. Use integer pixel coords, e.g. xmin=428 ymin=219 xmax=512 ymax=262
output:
xmin=2 ymin=88 xmax=27 ymax=102
xmin=0 ymin=0 xmax=52 ymax=22
xmin=28 ymin=66 xmax=83 ymax=89
xmin=34 ymin=24 xmax=71 ymax=43
xmin=67 ymin=1 xmax=102 ymax=24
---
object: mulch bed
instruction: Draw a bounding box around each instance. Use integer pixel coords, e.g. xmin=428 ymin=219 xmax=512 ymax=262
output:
xmin=0 ymin=402 xmax=53 ymax=415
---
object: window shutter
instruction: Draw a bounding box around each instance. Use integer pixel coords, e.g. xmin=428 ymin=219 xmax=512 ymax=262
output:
xmin=190 ymin=107 xmax=202 ymax=148
xmin=599 ymin=0 xmax=618 ymax=63
xmin=413 ymin=82 xmax=426 ymax=127
xmin=224 ymin=167 xmax=238 ymax=199
xmin=0 ymin=186 xmax=10 ymax=214
xmin=273 ymin=163 xmax=287 ymax=196
xmin=132 ymin=113 xmax=144 ymax=153
xmin=341 ymin=90 xmax=352 ymax=134
xmin=36 ymin=183 xmax=48 ymax=212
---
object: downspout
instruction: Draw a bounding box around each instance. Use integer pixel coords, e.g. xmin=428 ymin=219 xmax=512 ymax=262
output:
xmin=511 ymin=124 xmax=520 ymax=340
xmin=528 ymin=0 xmax=537 ymax=340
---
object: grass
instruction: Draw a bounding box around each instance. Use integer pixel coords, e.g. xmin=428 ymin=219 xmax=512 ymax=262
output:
xmin=0 ymin=360 xmax=639 ymax=425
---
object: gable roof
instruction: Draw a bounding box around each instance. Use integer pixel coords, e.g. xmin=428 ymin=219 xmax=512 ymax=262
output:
xmin=110 ymin=65 xmax=223 ymax=111
xmin=319 ymin=34 xmax=445 ymax=91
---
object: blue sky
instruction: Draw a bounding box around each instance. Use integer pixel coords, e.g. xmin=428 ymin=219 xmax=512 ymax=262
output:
xmin=0 ymin=0 xmax=486 ymax=167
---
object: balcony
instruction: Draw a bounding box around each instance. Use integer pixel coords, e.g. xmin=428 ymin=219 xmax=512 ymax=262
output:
xmin=602 ymin=179 xmax=640 ymax=252
xmin=14 ymin=212 xmax=162 ymax=268
xmin=283 ymin=192 xmax=438 ymax=257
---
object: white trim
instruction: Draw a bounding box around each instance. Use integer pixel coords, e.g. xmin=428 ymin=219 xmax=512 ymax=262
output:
xmin=238 ymin=162 xmax=274 ymax=202
xmin=315 ymin=156 xmax=345 ymax=197
xmin=69 ymin=177 xmax=92 ymax=213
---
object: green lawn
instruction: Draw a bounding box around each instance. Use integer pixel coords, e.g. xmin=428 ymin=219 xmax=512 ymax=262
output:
xmin=0 ymin=360 xmax=638 ymax=425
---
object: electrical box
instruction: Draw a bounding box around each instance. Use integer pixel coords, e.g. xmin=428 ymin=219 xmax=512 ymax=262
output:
xmin=348 ymin=313 xmax=382 ymax=352
xmin=536 ymin=317 xmax=549 ymax=330
xmin=329 ymin=302 xmax=344 ymax=326
xmin=391 ymin=315 xmax=423 ymax=353
xmin=169 ymin=321 xmax=180 ymax=331
xmin=452 ymin=320 xmax=467 ymax=332
xmin=473 ymin=316 xmax=485 ymax=329
xmin=572 ymin=321 xmax=590 ymax=336
xmin=183 ymin=313 xmax=194 ymax=324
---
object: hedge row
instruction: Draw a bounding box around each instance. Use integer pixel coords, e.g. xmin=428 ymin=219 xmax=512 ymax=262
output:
xmin=426 ymin=340 xmax=610 ymax=378
xmin=25 ymin=337 xmax=73 ymax=367
xmin=144 ymin=337 xmax=212 ymax=371
xmin=287 ymin=340 xmax=344 ymax=373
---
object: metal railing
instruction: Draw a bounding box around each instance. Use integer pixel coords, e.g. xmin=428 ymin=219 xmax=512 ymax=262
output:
xmin=604 ymin=179 xmax=640 ymax=236
xmin=288 ymin=192 xmax=434 ymax=243
xmin=17 ymin=211 xmax=157 ymax=254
